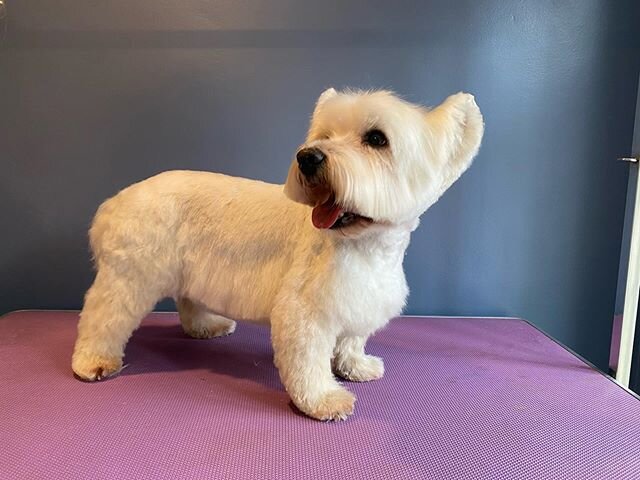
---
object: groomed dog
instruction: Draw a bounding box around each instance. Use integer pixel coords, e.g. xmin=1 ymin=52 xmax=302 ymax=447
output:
xmin=72 ymin=88 xmax=484 ymax=421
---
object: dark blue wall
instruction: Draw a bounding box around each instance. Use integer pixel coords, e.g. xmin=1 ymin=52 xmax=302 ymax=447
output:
xmin=1 ymin=1 xmax=639 ymax=370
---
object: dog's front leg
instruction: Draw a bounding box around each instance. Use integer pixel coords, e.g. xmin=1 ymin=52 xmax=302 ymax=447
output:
xmin=271 ymin=310 xmax=355 ymax=421
xmin=332 ymin=335 xmax=384 ymax=382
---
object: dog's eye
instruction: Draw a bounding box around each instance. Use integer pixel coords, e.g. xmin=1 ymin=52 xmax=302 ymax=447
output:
xmin=363 ymin=129 xmax=388 ymax=148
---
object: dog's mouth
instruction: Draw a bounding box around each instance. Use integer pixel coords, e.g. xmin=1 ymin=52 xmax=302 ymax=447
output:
xmin=312 ymin=193 xmax=372 ymax=230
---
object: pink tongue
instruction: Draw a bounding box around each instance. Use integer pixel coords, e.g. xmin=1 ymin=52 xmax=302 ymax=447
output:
xmin=312 ymin=199 xmax=343 ymax=229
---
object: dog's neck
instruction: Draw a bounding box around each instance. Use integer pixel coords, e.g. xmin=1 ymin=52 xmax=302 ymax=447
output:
xmin=335 ymin=217 xmax=418 ymax=263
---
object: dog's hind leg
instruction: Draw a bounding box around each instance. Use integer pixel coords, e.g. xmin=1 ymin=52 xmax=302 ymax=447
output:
xmin=332 ymin=336 xmax=384 ymax=382
xmin=72 ymin=267 xmax=159 ymax=381
xmin=177 ymin=298 xmax=236 ymax=339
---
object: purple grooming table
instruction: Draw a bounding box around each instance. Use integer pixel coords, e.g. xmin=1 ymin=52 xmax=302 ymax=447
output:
xmin=1 ymin=311 xmax=639 ymax=479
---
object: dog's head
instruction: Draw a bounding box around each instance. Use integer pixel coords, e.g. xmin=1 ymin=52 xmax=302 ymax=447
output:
xmin=284 ymin=88 xmax=484 ymax=236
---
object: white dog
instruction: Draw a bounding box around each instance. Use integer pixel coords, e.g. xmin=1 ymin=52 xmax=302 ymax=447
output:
xmin=72 ymin=88 xmax=483 ymax=421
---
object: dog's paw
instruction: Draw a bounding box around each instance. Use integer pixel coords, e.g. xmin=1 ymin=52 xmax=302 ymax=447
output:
xmin=301 ymin=389 xmax=356 ymax=421
xmin=334 ymin=354 xmax=384 ymax=382
xmin=72 ymin=353 xmax=124 ymax=381
xmin=182 ymin=315 xmax=236 ymax=339
xmin=184 ymin=321 xmax=236 ymax=339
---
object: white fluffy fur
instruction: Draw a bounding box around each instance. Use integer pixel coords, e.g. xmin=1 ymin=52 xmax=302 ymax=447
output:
xmin=72 ymin=89 xmax=484 ymax=421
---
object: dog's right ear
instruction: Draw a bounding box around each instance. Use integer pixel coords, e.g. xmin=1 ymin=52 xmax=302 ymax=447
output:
xmin=425 ymin=92 xmax=484 ymax=195
xmin=313 ymin=88 xmax=338 ymax=116
xmin=318 ymin=87 xmax=337 ymax=104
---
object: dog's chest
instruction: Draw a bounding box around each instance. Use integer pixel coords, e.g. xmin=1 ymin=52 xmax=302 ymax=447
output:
xmin=330 ymin=244 xmax=409 ymax=335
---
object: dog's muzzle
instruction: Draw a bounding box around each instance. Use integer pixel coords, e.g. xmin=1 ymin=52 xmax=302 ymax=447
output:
xmin=296 ymin=147 xmax=326 ymax=177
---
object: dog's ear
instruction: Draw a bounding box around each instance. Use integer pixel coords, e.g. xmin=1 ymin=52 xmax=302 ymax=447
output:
xmin=425 ymin=92 xmax=484 ymax=193
xmin=317 ymin=87 xmax=337 ymax=105
xmin=313 ymin=88 xmax=338 ymax=116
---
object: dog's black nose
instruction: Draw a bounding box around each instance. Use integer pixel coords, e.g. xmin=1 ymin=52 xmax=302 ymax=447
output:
xmin=296 ymin=147 xmax=326 ymax=177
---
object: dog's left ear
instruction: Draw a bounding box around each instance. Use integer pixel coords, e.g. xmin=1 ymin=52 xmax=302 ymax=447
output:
xmin=425 ymin=92 xmax=484 ymax=193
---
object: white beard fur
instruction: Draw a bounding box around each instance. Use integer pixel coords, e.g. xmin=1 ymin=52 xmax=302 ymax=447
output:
xmin=72 ymin=89 xmax=484 ymax=421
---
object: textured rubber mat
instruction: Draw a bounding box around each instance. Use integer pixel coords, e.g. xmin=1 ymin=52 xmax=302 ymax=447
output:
xmin=1 ymin=311 xmax=639 ymax=479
